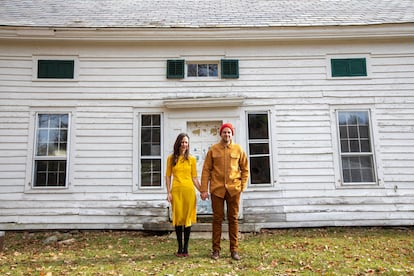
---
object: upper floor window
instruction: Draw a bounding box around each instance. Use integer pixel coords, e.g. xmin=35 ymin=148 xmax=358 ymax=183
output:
xmin=166 ymin=59 xmax=239 ymax=79
xmin=139 ymin=114 xmax=162 ymax=188
xmin=187 ymin=63 xmax=218 ymax=77
xmin=33 ymin=113 xmax=69 ymax=187
xmin=337 ymin=110 xmax=377 ymax=184
xmin=331 ymin=58 xmax=367 ymax=77
xmin=33 ymin=56 xmax=79 ymax=81
xmin=247 ymin=112 xmax=272 ymax=186
xmin=38 ymin=60 xmax=74 ymax=79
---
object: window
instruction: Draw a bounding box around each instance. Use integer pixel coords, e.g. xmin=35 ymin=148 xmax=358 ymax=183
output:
xmin=37 ymin=60 xmax=75 ymax=79
xmin=187 ymin=63 xmax=218 ymax=77
xmin=331 ymin=58 xmax=367 ymax=77
xmin=337 ymin=111 xmax=376 ymax=184
xmin=33 ymin=114 xmax=69 ymax=187
xmin=247 ymin=112 xmax=272 ymax=185
xmin=139 ymin=114 xmax=162 ymax=187
xmin=166 ymin=59 xmax=239 ymax=79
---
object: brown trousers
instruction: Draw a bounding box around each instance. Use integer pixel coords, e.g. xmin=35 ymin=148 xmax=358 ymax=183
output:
xmin=211 ymin=191 xmax=241 ymax=253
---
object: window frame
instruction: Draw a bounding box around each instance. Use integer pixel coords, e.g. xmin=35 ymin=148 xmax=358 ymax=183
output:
xmin=331 ymin=107 xmax=383 ymax=188
xmin=25 ymin=110 xmax=73 ymax=193
xmin=245 ymin=110 xmax=274 ymax=188
xmin=326 ymin=54 xmax=371 ymax=79
xmin=32 ymin=56 xmax=79 ymax=81
xmin=133 ymin=111 xmax=164 ymax=191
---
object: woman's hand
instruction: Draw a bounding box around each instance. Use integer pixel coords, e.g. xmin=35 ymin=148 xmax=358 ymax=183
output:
xmin=167 ymin=192 xmax=172 ymax=203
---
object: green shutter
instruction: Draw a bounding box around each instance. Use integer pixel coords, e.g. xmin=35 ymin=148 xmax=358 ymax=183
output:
xmin=331 ymin=58 xmax=367 ymax=77
xmin=167 ymin=60 xmax=185 ymax=79
xmin=38 ymin=60 xmax=74 ymax=79
xmin=349 ymin=58 xmax=367 ymax=76
xmin=221 ymin=59 xmax=239 ymax=78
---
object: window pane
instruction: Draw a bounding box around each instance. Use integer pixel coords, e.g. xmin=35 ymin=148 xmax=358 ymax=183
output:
xmin=34 ymin=160 xmax=66 ymax=187
xmin=141 ymin=159 xmax=161 ymax=187
xmin=360 ymin=140 xmax=370 ymax=152
xmin=209 ymin=64 xmax=218 ymax=76
xmin=141 ymin=115 xmax=152 ymax=126
xmin=198 ymin=64 xmax=208 ymax=76
xmin=339 ymin=126 xmax=348 ymax=139
xmin=359 ymin=126 xmax=369 ymax=138
xmin=49 ymin=115 xmax=60 ymax=128
xmin=338 ymin=111 xmax=371 ymax=153
xmin=348 ymin=126 xmax=358 ymax=138
xmin=249 ymin=156 xmax=271 ymax=184
xmin=349 ymin=140 xmax=360 ymax=152
xmin=38 ymin=129 xmax=48 ymax=143
xmin=248 ymin=114 xmax=268 ymax=139
xmin=341 ymin=156 xmax=375 ymax=183
xmin=188 ymin=64 xmax=197 ymax=77
xmin=340 ymin=140 xmax=349 ymax=152
xmin=249 ymin=143 xmax=269 ymax=154
xmin=141 ymin=128 xmax=151 ymax=143
xmin=39 ymin=114 xmax=49 ymax=128
xmin=36 ymin=114 xmax=68 ymax=157
xmin=140 ymin=114 xmax=161 ymax=156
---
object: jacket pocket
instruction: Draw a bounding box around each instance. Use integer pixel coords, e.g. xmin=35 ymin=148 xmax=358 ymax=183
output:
xmin=230 ymin=153 xmax=240 ymax=169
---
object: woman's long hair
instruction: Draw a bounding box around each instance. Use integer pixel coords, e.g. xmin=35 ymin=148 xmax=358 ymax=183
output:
xmin=172 ymin=133 xmax=190 ymax=167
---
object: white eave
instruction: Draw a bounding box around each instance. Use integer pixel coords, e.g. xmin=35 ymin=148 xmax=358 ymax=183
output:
xmin=1 ymin=23 xmax=414 ymax=42
xmin=164 ymin=97 xmax=244 ymax=109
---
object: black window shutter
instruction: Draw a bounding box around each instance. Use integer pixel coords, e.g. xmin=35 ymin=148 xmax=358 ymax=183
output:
xmin=167 ymin=60 xmax=185 ymax=79
xmin=38 ymin=60 xmax=74 ymax=79
xmin=331 ymin=58 xmax=367 ymax=77
xmin=221 ymin=59 xmax=239 ymax=78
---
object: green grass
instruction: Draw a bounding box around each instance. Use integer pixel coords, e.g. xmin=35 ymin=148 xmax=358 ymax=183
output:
xmin=0 ymin=227 xmax=413 ymax=275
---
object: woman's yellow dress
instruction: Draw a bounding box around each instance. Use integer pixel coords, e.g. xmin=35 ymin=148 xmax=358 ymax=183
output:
xmin=166 ymin=155 xmax=197 ymax=227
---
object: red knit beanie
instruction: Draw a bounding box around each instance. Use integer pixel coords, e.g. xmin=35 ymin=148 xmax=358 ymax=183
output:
xmin=219 ymin=123 xmax=234 ymax=135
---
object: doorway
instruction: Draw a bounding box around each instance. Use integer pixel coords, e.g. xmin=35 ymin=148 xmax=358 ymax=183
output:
xmin=187 ymin=120 xmax=222 ymax=215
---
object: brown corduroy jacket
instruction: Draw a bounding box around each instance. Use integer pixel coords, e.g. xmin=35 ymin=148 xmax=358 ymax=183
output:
xmin=200 ymin=141 xmax=249 ymax=198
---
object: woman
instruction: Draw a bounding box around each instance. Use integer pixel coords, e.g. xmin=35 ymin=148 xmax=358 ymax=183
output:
xmin=166 ymin=133 xmax=201 ymax=257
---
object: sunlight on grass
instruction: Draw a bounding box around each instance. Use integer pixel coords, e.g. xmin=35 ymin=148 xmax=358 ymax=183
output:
xmin=0 ymin=227 xmax=413 ymax=275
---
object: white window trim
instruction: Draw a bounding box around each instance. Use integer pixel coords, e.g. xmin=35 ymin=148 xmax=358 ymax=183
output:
xmin=244 ymin=108 xmax=278 ymax=190
xmin=133 ymin=110 xmax=164 ymax=192
xmin=330 ymin=106 xmax=384 ymax=188
xmin=25 ymin=109 xmax=75 ymax=193
xmin=326 ymin=53 xmax=371 ymax=80
xmin=32 ymin=55 xmax=79 ymax=81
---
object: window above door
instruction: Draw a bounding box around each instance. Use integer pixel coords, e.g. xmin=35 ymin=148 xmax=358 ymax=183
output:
xmin=167 ymin=59 xmax=239 ymax=79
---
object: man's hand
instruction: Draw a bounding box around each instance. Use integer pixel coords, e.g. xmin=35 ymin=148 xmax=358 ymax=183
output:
xmin=200 ymin=191 xmax=209 ymax=200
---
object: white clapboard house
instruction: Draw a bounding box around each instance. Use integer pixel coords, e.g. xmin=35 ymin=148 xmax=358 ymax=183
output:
xmin=0 ymin=0 xmax=413 ymax=231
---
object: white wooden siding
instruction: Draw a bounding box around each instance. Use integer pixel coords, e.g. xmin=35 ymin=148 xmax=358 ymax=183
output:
xmin=0 ymin=38 xmax=413 ymax=230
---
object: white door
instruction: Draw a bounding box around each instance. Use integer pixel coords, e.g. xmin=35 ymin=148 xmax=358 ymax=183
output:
xmin=187 ymin=120 xmax=222 ymax=215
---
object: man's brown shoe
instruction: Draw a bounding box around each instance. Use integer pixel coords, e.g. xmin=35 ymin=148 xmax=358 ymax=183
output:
xmin=211 ymin=251 xmax=220 ymax=260
xmin=231 ymin=251 xmax=240 ymax=261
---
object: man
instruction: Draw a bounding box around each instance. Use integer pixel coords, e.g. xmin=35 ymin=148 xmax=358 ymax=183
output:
xmin=200 ymin=123 xmax=249 ymax=261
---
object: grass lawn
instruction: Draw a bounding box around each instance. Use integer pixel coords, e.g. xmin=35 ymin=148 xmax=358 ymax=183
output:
xmin=0 ymin=227 xmax=413 ymax=275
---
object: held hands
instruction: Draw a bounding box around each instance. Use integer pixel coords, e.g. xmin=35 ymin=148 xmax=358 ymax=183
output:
xmin=200 ymin=191 xmax=209 ymax=201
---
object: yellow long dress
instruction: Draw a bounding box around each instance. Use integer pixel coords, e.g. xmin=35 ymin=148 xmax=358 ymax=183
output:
xmin=166 ymin=155 xmax=197 ymax=227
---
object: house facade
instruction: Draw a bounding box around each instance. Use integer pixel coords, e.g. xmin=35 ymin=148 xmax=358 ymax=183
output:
xmin=0 ymin=0 xmax=413 ymax=231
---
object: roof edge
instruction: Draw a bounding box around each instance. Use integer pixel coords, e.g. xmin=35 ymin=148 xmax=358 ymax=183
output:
xmin=1 ymin=23 xmax=414 ymax=42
